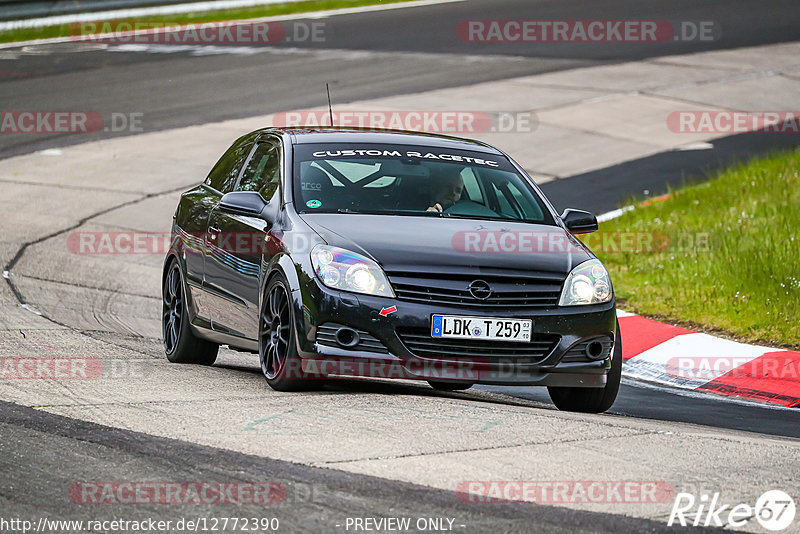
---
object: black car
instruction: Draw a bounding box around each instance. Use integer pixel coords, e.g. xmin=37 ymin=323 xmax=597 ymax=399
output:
xmin=162 ymin=127 xmax=621 ymax=413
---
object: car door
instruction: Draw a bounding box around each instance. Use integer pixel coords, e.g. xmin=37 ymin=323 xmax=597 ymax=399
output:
xmin=188 ymin=134 xmax=256 ymax=323
xmin=203 ymin=136 xmax=283 ymax=339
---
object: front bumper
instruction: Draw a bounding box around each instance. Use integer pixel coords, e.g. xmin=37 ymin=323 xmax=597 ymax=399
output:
xmin=293 ymin=279 xmax=616 ymax=387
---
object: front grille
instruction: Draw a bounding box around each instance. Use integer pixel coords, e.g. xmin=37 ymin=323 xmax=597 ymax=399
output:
xmin=316 ymin=323 xmax=389 ymax=354
xmin=396 ymin=327 xmax=560 ymax=364
xmin=387 ymin=268 xmax=564 ymax=309
xmin=560 ymin=336 xmax=614 ymax=363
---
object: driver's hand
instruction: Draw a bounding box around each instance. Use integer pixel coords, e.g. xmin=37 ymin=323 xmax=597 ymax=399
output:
xmin=426 ymin=203 xmax=443 ymax=212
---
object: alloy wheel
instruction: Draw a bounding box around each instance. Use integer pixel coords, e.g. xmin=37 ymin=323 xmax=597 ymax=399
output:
xmin=162 ymin=265 xmax=183 ymax=354
xmin=261 ymin=283 xmax=291 ymax=379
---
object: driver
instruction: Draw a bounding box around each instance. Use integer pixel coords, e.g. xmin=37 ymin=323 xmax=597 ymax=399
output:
xmin=426 ymin=171 xmax=464 ymax=212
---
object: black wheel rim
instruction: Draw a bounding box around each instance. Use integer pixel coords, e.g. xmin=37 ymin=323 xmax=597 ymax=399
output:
xmin=260 ymin=283 xmax=291 ymax=380
xmin=162 ymin=265 xmax=183 ymax=354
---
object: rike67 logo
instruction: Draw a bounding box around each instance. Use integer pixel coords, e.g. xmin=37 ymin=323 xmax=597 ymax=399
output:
xmin=669 ymin=490 xmax=795 ymax=531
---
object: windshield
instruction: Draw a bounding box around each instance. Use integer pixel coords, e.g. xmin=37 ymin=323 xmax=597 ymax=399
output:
xmin=293 ymin=143 xmax=554 ymax=224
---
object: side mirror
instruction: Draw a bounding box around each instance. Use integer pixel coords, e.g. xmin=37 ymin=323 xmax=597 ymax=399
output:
xmin=561 ymin=208 xmax=598 ymax=234
xmin=219 ymin=191 xmax=267 ymax=216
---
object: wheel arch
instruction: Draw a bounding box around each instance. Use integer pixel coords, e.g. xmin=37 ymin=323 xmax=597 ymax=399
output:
xmin=162 ymin=252 xmax=203 ymax=329
xmin=261 ymin=253 xmax=302 ymax=297
xmin=261 ymin=253 xmax=310 ymax=356
xmin=162 ymin=252 xmax=179 ymax=283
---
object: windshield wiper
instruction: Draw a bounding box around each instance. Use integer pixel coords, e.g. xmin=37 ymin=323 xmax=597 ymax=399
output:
xmin=336 ymin=208 xmax=452 ymax=217
xmin=329 ymin=209 xmax=538 ymax=223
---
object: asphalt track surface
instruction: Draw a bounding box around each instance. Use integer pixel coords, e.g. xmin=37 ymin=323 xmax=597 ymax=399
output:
xmin=0 ymin=400 xmax=715 ymax=533
xmin=2 ymin=0 xmax=800 ymax=157
xmin=539 ymin=130 xmax=800 ymax=214
xmin=2 ymin=0 xmax=800 ymax=531
xmin=481 ymin=379 xmax=800 ymax=440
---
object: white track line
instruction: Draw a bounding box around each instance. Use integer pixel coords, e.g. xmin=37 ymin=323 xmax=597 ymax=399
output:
xmin=0 ymin=0 xmax=466 ymax=34
xmin=596 ymin=205 xmax=634 ymax=223
xmin=1 ymin=0 xmax=304 ymax=31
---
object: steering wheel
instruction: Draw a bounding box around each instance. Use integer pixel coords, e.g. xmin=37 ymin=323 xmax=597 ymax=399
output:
xmin=443 ymin=199 xmax=500 ymax=218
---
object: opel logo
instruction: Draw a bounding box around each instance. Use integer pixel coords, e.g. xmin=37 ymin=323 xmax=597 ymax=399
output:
xmin=468 ymin=279 xmax=492 ymax=300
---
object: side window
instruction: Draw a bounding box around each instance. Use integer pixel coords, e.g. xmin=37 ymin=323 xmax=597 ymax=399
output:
xmin=237 ymin=140 xmax=281 ymax=199
xmin=491 ymin=181 xmax=544 ymax=221
xmin=461 ymin=168 xmax=481 ymax=202
xmin=204 ymin=137 xmax=254 ymax=193
xmin=492 ymin=183 xmax=515 ymax=216
xmin=507 ymin=182 xmax=544 ymax=220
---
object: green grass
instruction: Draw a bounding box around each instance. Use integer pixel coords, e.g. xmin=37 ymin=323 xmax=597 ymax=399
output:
xmin=0 ymin=0 xmax=411 ymax=44
xmin=594 ymin=149 xmax=800 ymax=347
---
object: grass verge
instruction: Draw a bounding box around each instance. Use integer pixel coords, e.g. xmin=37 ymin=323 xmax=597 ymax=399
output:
xmin=0 ymin=0 xmax=412 ymax=44
xmin=594 ymin=148 xmax=800 ymax=347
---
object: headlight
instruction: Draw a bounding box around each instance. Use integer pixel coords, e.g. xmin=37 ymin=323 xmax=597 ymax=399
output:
xmin=310 ymin=245 xmax=394 ymax=298
xmin=559 ymin=259 xmax=613 ymax=306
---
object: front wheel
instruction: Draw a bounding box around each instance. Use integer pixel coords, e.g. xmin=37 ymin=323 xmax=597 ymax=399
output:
xmin=547 ymin=321 xmax=622 ymax=413
xmin=162 ymin=260 xmax=218 ymax=365
xmin=259 ymin=275 xmax=322 ymax=391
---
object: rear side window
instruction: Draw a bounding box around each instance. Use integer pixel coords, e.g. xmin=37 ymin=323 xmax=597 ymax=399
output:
xmin=237 ymin=139 xmax=281 ymax=200
xmin=205 ymin=136 xmax=255 ymax=193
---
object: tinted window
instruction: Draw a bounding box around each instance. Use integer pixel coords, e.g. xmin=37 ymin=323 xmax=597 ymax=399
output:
xmin=293 ymin=143 xmax=553 ymax=224
xmin=461 ymin=168 xmax=482 ymax=201
xmin=205 ymin=136 xmax=254 ymax=193
xmin=237 ymin=139 xmax=281 ymax=200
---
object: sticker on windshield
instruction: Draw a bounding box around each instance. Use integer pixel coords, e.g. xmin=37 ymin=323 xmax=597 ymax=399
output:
xmin=310 ymin=148 xmax=500 ymax=168
xmin=306 ymin=199 xmax=322 ymax=209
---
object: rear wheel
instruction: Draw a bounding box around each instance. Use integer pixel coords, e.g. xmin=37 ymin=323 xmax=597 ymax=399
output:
xmin=548 ymin=321 xmax=622 ymax=413
xmin=259 ymin=275 xmax=322 ymax=391
xmin=428 ymin=381 xmax=474 ymax=391
xmin=162 ymin=260 xmax=218 ymax=365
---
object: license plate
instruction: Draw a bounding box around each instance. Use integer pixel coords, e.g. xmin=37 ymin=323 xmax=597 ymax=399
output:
xmin=431 ymin=315 xmax=532 ymax=342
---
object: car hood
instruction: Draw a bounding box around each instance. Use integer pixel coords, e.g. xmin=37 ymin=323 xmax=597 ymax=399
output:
xmin=299 ymin=213 xmax=593 ymax=275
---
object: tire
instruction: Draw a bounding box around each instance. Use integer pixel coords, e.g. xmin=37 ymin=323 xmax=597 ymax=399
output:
xmin=547 ymin=321 xmax=622 ymax=413
xmin=162 ymin=260 xmax=218 ymax=365
xmin=259 ymin=275 xmax=322 ymax=391
xmin=428 ymin=381 xmax=474 ymax=391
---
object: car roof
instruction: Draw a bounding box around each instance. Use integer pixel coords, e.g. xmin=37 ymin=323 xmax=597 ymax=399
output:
xmin=259 ymin=127 xmax=503 ymax=155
